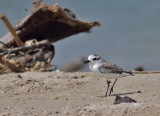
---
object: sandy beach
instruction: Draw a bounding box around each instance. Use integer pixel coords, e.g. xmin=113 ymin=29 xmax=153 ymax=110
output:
xmin=0 ymin=71 xmax=160 ymax=116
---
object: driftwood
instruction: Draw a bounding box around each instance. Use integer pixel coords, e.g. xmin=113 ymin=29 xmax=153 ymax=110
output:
xmin=0 ymin=40 xmax=50 ymax=57
xmin=132 ymin=70 xmax=160 ymax=74
xmin=0 ymin=56 xmax=24 ymax=72
xmin=0 ymin=40 xmax=55 ymax=73
xmin=0 ymin=2 xmax=100 ymax=73
xmin=0 ymin=3 xmax=100 ymax=47
xmin=0 ymin=49 xmax=25 ymax=73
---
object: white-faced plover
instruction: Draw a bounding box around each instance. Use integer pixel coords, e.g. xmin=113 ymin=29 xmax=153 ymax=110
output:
xmin=84 ymin=54 xmax=134 ymax=97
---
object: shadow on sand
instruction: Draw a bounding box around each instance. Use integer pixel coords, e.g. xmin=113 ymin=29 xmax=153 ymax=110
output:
xmin=99 ymin=91 xmax=141 ymax=98
xmin=110 ymin=91 xmax=141 ymax=96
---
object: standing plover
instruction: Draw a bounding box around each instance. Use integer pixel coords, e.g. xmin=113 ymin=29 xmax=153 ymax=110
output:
xmin=84 ymin=54 xmax=134 ymax=97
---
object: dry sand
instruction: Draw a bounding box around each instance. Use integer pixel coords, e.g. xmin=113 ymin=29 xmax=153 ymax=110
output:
xmin=0 ymin=71 xmax=160 ymax=116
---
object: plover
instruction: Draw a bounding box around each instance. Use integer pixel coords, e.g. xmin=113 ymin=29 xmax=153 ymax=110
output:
xmin=84 ymin=54 xmax=134 ymax=97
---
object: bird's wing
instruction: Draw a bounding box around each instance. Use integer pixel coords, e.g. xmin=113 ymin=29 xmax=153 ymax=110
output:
xmin=98 ymin=62 xmax=123 ymax=74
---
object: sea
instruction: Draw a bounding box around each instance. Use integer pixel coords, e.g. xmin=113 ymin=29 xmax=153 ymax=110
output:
xmin=0 ymin=0 xmax=160 ymax=71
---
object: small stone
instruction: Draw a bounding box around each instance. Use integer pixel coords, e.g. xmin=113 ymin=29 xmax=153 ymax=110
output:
xmin=17 ymin=75 xmax=23 ymax=79
xmin=55 ymin=111 xmax=59 ymax=114
xmin=53 ymin=97 xmax=59 ymax=100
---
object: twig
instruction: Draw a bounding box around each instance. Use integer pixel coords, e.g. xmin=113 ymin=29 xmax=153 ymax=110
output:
xmin=0 ymin=41 xmax=9 ymax=48
xmin=0 ymin=12 xmax=23 ymax=47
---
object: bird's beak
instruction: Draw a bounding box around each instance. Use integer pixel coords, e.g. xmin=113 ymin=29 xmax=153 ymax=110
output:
xmin=84 ymin=60 xmax=90 ymax=64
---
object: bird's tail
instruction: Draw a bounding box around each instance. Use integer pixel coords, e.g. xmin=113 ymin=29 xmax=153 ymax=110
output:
xmin=123 ymin=70 xmax=134 ymax=76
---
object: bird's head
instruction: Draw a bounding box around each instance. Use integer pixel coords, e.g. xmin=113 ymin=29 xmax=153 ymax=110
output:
xmin=84 ymin=54 xmax=101 ymax=64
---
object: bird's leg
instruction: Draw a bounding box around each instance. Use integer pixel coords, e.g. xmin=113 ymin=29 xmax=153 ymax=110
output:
xmin=105 ymin=78 xmax=111 ymax=97
xmin=109 ymin=79 xmax=117 ymax=96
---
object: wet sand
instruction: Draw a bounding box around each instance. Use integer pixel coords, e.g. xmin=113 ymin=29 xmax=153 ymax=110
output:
xmin=0 ymin=71 xmax=160 ymax=116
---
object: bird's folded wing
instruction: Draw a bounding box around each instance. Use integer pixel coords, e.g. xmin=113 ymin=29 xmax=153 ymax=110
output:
xmin=98 ymin=62 xmax=123 ymax=74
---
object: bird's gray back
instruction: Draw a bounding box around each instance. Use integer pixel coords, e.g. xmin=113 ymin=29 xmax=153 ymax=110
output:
xmin=98 ymin=61 xmax=123 ymax=74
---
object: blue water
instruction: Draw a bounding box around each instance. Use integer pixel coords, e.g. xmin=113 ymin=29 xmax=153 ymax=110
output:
xmin=0 ymin=0 xmax=160 ymax=71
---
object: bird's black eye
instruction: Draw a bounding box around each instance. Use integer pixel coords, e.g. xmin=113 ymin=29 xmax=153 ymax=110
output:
xmin=93 ymin=58 xmax=96 ymax=60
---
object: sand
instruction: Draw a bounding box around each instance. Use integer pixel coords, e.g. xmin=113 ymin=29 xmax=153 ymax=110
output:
xmin=0 ymin=71 xmax=160 ymax=116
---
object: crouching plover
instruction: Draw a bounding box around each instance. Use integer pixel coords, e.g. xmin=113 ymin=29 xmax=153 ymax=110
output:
xmin=84 ymin=54 xmax=134 ymax=97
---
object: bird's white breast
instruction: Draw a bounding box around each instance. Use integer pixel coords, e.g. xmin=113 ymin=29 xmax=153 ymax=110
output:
xmin=89 ymin=63 xmax=100 ymax=73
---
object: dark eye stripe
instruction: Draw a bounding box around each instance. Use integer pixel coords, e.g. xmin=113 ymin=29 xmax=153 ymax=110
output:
xmin=93 ymin=58 xmax=96 ymax=60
